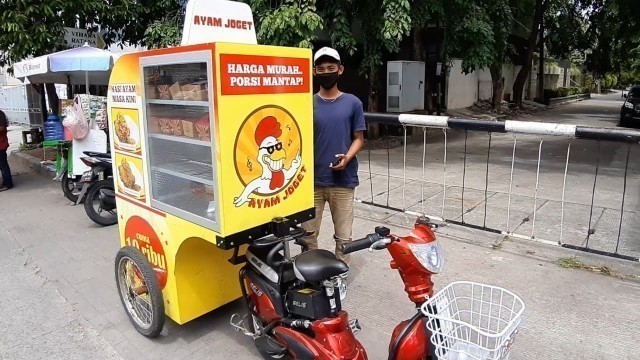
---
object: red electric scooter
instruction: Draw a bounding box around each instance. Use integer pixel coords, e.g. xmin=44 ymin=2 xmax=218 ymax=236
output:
xmin=230 ymin=216 xmax=444 ymax=359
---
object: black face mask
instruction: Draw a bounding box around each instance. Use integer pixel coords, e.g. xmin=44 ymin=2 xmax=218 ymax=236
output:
xmin=315 ymin=72 xmax=339 ymax=90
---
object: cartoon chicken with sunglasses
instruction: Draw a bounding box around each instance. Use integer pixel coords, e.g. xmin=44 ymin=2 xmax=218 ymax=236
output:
xmin=234 ymin=116 xmax=302 ymax=207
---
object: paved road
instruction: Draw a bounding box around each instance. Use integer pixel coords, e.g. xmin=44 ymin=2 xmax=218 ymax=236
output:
xmin=1 ymin=96 xmax=640 ymax=360
xmin=529 ymin=92 xmax=625 ymax=127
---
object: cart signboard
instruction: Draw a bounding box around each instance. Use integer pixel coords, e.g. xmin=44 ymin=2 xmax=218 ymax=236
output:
xmin=107 ymin=0 xmax=313 ymax=325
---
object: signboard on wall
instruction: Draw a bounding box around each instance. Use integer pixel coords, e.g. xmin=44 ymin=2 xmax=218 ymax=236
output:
xmin=64 ymin=27 xmax=106 ymax=49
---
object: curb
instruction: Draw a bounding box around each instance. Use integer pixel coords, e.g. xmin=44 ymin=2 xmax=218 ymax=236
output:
xmin=547 ymin=94 xmax=591 ymax=108
xmin=10 ymin=150 xmax=57 ymax=179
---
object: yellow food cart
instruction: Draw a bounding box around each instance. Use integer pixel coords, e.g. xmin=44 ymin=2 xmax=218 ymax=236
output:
xmin=107 ymin=0 xmax=314 ymax=337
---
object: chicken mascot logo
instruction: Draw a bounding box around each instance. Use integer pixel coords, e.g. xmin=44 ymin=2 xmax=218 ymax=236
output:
xmin=233 ymin=106 xmax=305 ymax=208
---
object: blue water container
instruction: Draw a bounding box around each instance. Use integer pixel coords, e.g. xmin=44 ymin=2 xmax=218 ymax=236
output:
xmin=43 ymin=115 xmax=64 ymax=142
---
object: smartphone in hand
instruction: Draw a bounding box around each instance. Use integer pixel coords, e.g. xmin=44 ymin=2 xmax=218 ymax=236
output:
xmin=332 ymin=157 xmax=343 ymax=167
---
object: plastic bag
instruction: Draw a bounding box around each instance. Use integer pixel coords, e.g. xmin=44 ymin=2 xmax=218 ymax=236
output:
xmin=62 ymin=107 xmax=89 ymax=140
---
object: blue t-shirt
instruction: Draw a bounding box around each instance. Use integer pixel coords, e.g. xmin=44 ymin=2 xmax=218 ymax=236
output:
xmin=313 ymin=93 xmax=366 ymax=188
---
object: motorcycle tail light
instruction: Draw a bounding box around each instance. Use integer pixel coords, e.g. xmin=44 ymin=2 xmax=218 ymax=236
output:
xmin=81 ymin=157 xmax=99 ymax=167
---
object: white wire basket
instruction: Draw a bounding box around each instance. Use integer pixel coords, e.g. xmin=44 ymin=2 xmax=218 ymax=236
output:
xmin=421 ymin=281 xmax=525 ymax=360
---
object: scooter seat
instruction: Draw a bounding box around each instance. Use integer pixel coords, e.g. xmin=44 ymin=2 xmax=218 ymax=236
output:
xmin=293 ymin=250 xmax=348 ymax=283
xmin=83 ymin=151 xmax=111 ymax=159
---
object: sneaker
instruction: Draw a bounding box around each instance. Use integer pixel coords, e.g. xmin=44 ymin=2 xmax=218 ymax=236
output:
xmin=0 ymin=186 xmax=11 ymax=192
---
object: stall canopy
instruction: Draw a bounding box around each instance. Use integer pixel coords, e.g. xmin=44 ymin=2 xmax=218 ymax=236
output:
xmin=13 ymin=44 xmax=119 ymax=90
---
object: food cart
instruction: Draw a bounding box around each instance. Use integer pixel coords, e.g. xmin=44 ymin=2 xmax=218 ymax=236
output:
xmin=107 ymin=0 xmax=314 ymax=337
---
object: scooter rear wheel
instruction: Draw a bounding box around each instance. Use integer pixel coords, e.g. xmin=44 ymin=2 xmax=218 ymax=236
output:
xmin=84 ymin=179 xmax=117 ymax=226
xmin=61 ymin=170 xmax=82 ymax=203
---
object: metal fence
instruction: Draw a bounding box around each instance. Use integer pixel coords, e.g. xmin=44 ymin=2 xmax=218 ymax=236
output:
xmin=0 ymin=85 xmax=42 ymax=127
xmin=359 ymin=113 xmax=640 ymax=262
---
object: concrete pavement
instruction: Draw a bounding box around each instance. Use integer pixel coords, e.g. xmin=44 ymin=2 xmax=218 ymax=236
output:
xmin=1 ymin=97 xmax=640 ymax=360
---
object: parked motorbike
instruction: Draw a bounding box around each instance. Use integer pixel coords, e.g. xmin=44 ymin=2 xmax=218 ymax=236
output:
xmin=78 ymin=151 xmax=117 ymax=226
xmin=56 ymin=144 xmax=83 ymax=203
xmin=231 ymin=217 xmax=524 ymax=360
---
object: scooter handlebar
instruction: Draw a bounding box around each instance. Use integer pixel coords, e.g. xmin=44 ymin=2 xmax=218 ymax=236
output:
xmin=342 ymin=234 xmax=382 ymax=255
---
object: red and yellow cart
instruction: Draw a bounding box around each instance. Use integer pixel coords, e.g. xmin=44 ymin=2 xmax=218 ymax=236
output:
xmin=107 ymin=0 xmax=314 ymax=336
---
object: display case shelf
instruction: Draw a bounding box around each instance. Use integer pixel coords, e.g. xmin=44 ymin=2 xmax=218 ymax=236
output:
xmin=147 ymin=99 xmax=209 ymax=107
xmin=149 ymin=133 xmax=210 ymax=147
xmin=153 ymin=160 xmax=213 ymax=186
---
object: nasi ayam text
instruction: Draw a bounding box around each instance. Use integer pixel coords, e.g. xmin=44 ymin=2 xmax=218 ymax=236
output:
xmin=110 ymin=84 xmax=137 ymax=104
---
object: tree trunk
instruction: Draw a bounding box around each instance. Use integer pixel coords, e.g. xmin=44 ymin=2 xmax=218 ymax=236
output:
xmin=367 ymin=66 xmax=380 ymax=139
xmin=45 ymin=84 xmax=60 ymax=116
xmin=490 ymin=65 xmax=505 ymax=113
xmin=537 ymin=7 xmax=545 ymax=102
xmin=513 ymin=0 xmax=545 ymax=108
xmin=412 ymin=26 xmax=426 ymax=141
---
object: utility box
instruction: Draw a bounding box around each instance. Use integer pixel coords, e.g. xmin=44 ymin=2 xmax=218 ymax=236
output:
xmin=386 ymin=61 xmax=425 ymax=113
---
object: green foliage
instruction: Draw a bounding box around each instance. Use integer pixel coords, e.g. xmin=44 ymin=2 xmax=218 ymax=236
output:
xmin=0 ymin=0 xmax=187 ymax=68
xmin=322 ymin=1 xmax=357 ymax=56
xmin=544 ymin=86 xmax=590 ymax=99
xmin=603 ymin=74 xmax=618 ymax=89
xmin=101 ymin=0 xmax=187 ymax=49
xmin=441 ymin=0 xmax=513 ymax=75
xmin=242 ymin=0 xmax=323 ymax=49
xmin=548 ymin=0 xmax=640 ymax=77
xmin=380 ymin=0 xmax=412 ymax=53
xmin=144 ymin=20 xmax=183 ymax=50
xmin=0 ymin=0 xmax=105 ymax=67
xmin=620 ymin=71 xmax=640 ymax=86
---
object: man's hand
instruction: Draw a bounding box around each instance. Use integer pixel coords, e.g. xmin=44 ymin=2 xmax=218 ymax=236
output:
xmin=330 ymin=154 xmax=350 ymax=171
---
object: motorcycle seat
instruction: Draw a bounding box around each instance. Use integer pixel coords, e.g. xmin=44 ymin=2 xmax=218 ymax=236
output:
xmin=293 ymin=250 xmax=348 ymax=283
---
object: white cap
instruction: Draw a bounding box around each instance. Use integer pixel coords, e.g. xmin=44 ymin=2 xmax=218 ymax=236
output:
xmin=313 ymin=47 xmax=341 ymax=64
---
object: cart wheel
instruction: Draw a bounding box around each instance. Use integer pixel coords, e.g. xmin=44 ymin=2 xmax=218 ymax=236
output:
xmin=61 ymin=170 xmax=82 ymax=203
xmin=115 ymin=246 xmax=165 ymax=338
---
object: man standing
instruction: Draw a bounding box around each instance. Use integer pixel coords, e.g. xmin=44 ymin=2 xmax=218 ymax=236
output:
xmin=0 ymin=109 xmax=13 ymax=191
xmin=303 ymin=47 xmax=366 ymax=263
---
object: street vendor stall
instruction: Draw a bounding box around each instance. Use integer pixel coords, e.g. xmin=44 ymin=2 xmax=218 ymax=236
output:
xmin=108 ymin=0 xmax=314 ymax=337
xmin=14 ymin=45 xmax=118 ymax=202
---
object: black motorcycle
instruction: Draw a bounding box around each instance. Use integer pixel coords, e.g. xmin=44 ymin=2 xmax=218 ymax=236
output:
xmin=78 ymin=151 xmax=117 ymax=226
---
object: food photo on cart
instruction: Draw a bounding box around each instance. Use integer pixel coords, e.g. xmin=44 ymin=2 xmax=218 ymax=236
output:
xmin=13 ymin=44 xmax=118 ymax=226
xmin=102 ymin=1 xmax=527 ymax=359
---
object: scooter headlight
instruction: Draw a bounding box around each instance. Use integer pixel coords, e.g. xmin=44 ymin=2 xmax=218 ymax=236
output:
xmin=409 ymin=242 xmax=443 ymax=274
xmin=624 ymin=102 xmax=634 ymax=109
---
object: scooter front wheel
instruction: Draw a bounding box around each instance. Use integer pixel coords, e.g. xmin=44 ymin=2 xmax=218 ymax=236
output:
xmin=115 ymin=246 xmax=165 ymax=338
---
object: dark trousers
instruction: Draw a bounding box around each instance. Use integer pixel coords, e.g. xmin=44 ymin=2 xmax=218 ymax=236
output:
xmin=0 ymin=150 xmax=13 ymax=188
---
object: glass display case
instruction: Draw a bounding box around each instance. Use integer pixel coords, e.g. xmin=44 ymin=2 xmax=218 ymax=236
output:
xmin=140 ymin=53 xmax=219 ymax=231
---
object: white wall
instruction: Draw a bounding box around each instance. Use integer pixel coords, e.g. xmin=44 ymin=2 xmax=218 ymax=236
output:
xmin=446 ymin=59 xmax=479 ymax=110
xmin=446 ymin=60 xmax=538 ymax=109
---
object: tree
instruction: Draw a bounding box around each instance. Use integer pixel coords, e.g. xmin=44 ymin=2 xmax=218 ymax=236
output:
xmin=100 ymin=0 xmax=187 ymax=49
xmin=545 ymin=0 xmax=639 ymax=84
xmin=442 ymin=0 xmax=513 ymax=111
xmin=410 ymin=0 xmax=445 ymax=114
xmin=0 ymin=0 xmax=189 ymax=115
xmin=321 ymin=0 xmax=414 ymax=112
xmin=512 ymin=0 xmax=546 ymax=107
xmin=0 ymin=0 xmax=110 ymax=116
